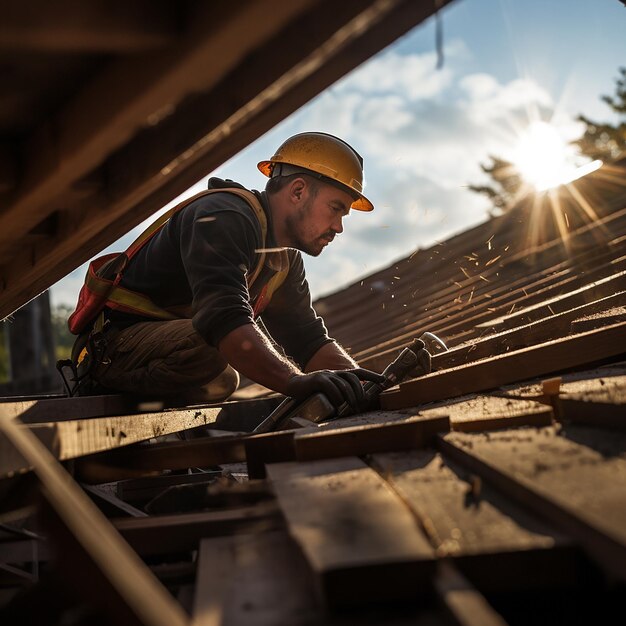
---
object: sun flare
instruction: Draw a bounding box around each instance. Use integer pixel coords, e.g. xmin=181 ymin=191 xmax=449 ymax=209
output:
xmin=511 ymin=121 xmax=602 ymax=191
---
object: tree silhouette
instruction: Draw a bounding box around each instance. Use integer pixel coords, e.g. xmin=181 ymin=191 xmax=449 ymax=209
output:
xmin=575 ymin=66 xmax=626 ymax=162
xmin=470 ymin=67 xmax=626 ymax=213
xmin=468 ymin=156 xmax=524 ymax=214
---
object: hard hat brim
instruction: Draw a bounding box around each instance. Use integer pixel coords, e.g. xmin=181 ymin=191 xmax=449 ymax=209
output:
xmin=257 ymin=160 xmax=374 ymax=212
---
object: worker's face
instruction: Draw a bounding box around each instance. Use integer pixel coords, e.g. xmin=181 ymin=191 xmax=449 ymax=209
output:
xmin=285 ymin=181 xmax=353 ymax=256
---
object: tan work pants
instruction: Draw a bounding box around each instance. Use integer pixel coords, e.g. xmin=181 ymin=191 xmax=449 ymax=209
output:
xmin=92 ymin=319 xmax=239 ymax=401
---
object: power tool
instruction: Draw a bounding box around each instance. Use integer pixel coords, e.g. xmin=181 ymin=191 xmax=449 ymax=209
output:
xmin=253 ymin=333 xmax=447 ymax=434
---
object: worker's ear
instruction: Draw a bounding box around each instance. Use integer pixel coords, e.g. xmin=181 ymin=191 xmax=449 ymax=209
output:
xmin=289 ymin=177 xmax=306 ymax=203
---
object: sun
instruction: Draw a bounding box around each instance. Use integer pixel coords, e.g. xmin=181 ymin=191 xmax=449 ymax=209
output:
xmin=511 ymin=121 xmax=602 ymax=191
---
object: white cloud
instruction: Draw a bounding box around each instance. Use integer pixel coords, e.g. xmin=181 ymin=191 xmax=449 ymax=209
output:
xmin=50 ymin=38 xmax=581 ymax=306
xmin=338 ymin=49 xmax=454 ymax=100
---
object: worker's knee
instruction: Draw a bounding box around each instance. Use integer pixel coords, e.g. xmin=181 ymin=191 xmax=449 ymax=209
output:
xmin=201 ymin=365 xmax=239 ymax=402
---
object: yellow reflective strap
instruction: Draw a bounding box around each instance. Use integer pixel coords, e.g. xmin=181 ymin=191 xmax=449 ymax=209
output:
xmin=100 ymin=187 xmax=281 ymax=320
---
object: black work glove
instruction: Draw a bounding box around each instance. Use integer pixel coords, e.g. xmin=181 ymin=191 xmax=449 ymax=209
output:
xmin=285 ymin=368 xmax=386 ymax=411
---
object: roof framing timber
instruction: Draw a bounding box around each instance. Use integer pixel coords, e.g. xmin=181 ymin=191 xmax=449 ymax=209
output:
xmin=0 ymin=0 xmax=179 ymax=53
xmin=0 ymin=0 xmax=450 ymax=318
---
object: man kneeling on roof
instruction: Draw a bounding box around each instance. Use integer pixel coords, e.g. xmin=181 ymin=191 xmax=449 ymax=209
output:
xmin=66 ymin=132 xmax=385 ymax=410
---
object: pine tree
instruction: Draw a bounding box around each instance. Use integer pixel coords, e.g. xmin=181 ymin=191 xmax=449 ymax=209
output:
xmin=470 ymin=68 xmax=626 ymax=213
xmin=468 ymin=156 xmax=524 ymax=214
xmin=575 ymin=66 xmax=626 ymax=162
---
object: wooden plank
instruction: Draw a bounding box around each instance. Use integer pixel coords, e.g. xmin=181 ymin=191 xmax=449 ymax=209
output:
xmin=0 ymin=0 xmax=318 ymax=247
xmin=1 ymin=406 xmax=222 ymax=479
xmin=81 ymin=483 xmax=148 ymax=518
xmin=0 ymin=0 xmax=177 ymax=52
xmin=0 ymin=0 xmax=447 ymax=319
xmin=114 ymin=502 xmax=282 ymax=556
xmin=117 ymin=472 xmax=226 ymax=506
xmin=370 ymin=450 xmax=579 ymax=591
xmin=570 ymin=305 xmax=626 ymax=334
xmin=75 ymin=416 xmax=449 ymax=482
xmin=75 ymin=433 xmax=249 ymax=483
xmin=192 ymin=532 xmax=318 ymax=626
xmin=438 ymin=426 xmax=626 ymax=582
xmin=267 ymin=457 xmax=435 ymax=607
xmin=363 ymin=290 xmax=626 ymax=374
xmin=435 ymin=561 xmax=509 ymax=626
xmin=444 ymin=292 xmax=626 ymax=372
xmin=381 ymin=322 xmax=626 ymax=410
xmin=7 ymin=392 xmax=279 ymax=432
xmin=294 ymin=415 xmax=450 ymax=460
xmin=0 ymin=407 xmax=189 ymax=626
xmin=1 ymin=394 xmax=151 ymax=423
xmin=555 ymin=375 xmax=626 ymax=429
xmin=245 ymin=431 xmax=296 ymax=479
xmin=419 ymin=396 xmax=553 ymax=433
xmin=476 ymin=269 xmax=626 ymax=330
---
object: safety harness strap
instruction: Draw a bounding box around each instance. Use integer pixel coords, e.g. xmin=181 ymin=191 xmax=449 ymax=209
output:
xmin=68 ymin=188 xmax=289 ymax=335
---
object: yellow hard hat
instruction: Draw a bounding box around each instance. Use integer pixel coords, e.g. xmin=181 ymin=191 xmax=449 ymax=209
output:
xmin=257 ymin=132 xmax=374 ymax=211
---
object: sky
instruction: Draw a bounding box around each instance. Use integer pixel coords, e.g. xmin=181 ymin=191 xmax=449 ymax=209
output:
xmin=50 ymin=0 xmax=626 ymax=308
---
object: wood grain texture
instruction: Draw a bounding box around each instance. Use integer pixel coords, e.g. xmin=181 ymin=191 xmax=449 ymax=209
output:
xmin=192 ymin=532 xmax=318 ymax=626
xmin=419 ymin=395 xmax=553 ymax=432
xmin=1 ymin=406 xmax=221 ymax=478
xmin=371 ymin=450 xmax=579 ymax=591
xmin=556 ymin=375 xmax=626 ymax=429
xmin=114 ymin=502 xmax=282 ymax=556
xmin=0 ymin=406 xmax=189 ymax=626
xmin=382 ymin=322 xmax=626 ymax=410
xmin=438 ymin=425 xmax=626 ymax=582
xmin=267 ymin=457 xmax=435 ymax=606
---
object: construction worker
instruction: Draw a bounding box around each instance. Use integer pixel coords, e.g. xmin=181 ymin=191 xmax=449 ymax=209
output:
xmin=69 ymin=132 xmax=384 ymax=409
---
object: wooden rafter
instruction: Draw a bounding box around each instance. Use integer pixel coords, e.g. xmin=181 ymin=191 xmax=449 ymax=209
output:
xmin=0 ymin=0 xmax=179 ymax=53
xmin=0 ymin=0 xmax=450 ymax=319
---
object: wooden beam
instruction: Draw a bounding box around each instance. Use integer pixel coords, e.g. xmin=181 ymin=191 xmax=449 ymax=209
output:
xmin=555 ymin=375 xmax=626 ymax=430
xmin=370 ymin=449 xmax=579 ymax=591
xmin=418 ymin=396 xmax=554 ymax=433
xmin=113 ymin=502 xmax=282 ymax=556
xmin=192 ymin=532 xmax=319 ymax=626
xmin=0 ymin=0 xmax=319 ymax=256
xmin=438 ymin=426 xmax=626 ymax=583
xmin=81 ymin=483 xmax=148 ymax=518
xmin=0 ymin=0 xmax=178 ymax=53
xmin=570 ymin=306 xmax=626 ymax=334
xmin=2 ymin=395 xmax=149 ymax=423
xmin=0 ymin=407 xmax=189 ymax=626
xmin=381 ymin=322 xmax=626 ymax=410
xmin=476 ymin=269 xmax=626 ymax=330
xmin=75 ymin=415 xmax=450 ymax=482
xmin=435 ymin=561 xmax=509 ymax=626
xmin=371 ymin=290 xmax=626 ymax=377
xmin=266 ymin=457 xmax=435 ymax=606
xmin=1 ymin=406 xmax=222 ymax=479
xmin=0 ymin=0 xmax=448 ymax=318
xmin=76 ymin=433 xmax=248 ymax=484
xmin=294 ymin=415 xmax=449 ymax=460
xmin=8 ymin=393 xmax=279 ymax=431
